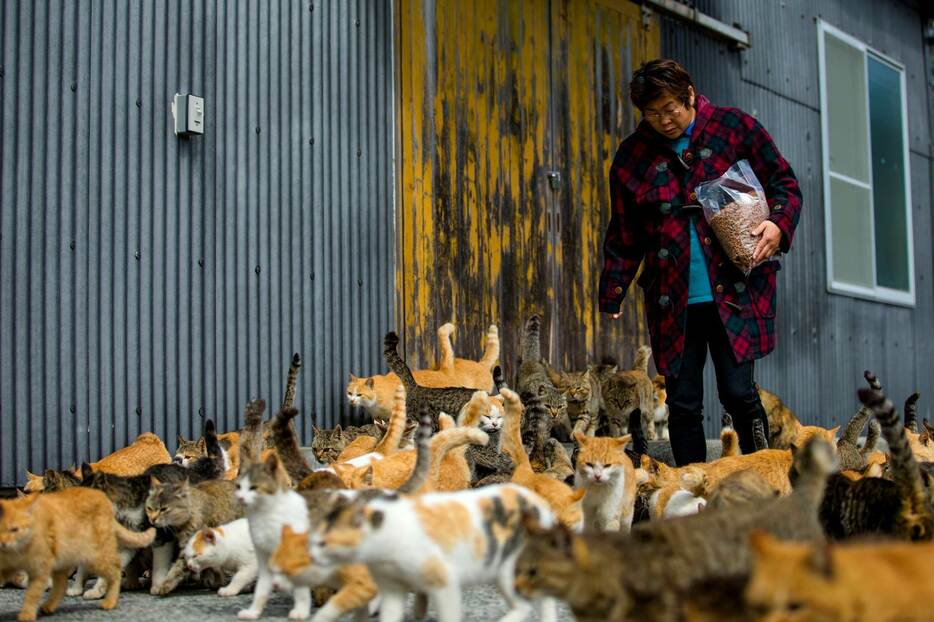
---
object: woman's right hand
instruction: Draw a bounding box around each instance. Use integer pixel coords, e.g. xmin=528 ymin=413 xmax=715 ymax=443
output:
xmin=611 ymin=312 xmax=622 ymax=320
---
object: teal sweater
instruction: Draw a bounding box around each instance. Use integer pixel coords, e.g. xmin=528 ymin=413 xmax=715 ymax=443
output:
xmin=671 ymin=121 xmax=713 ymax=304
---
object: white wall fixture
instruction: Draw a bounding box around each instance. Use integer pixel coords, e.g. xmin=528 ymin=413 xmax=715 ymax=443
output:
xmin=172 ymin=93 xmax=204 ymax=136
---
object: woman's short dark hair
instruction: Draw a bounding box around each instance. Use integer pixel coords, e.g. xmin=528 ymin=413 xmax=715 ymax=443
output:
xmin=629 ymin=59 xmax=695 ymax=110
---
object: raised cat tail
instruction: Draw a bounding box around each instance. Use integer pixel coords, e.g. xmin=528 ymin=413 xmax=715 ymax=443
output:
xmin=281 ymin=352 xmax=302 ymax=410
xmin=520 ymin=315 xmax=543 ymax=363
xmin=492 ymin=365 xmax=507 ymax=393
xmin=905 ymin=391 xmax=921 ymax=433
xmin=372 ymin=386 xmax=407 ymax=456
xmin=627 ymin=409 xmax=649 ymax=458
xmin=862 ymin=418 xmax=881 ymax=456
xmin=271 ymin=407 xmax=312 ymax=483
xmin=203 ymin=419 xmax=222 ymax=460
xmin=398 ymin=410 xmax=434 ymax=494
xmin=421 ymin=418 xmax=489 ymax=493
xmin=752 ymin=418 xmax=769 ymax=451
xmin=500 ymin=387 xmax=532 ymax=472
xmin=113 ymin=523 xmax=157 ymax=549
xmin=479 ymin=324 xmax=501 ymax=370
xmin=456 ymin=391 xmax=490 ymax=428
xmin=632 ymin=345 xmax=652 ymax=374
xmin=238 ymin=399 xmax=267 ymax=472
xmin=383 ymin=332 xmax=418 ymax=391
xmin=720 ymin=413 xmax=739 ymax=457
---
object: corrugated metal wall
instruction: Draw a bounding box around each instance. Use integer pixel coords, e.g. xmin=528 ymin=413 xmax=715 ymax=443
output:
xmin=660 ymin=0 xmax=934 ymax=435
xmin=0 ymin=0 xmax=395 ymax=486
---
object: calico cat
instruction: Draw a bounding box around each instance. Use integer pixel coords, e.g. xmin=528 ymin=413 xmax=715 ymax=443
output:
xmin=515 ymin=315 xmax=568 ymax=461
xmin=310 ymin=484 xmax=558 ymax=622
xmin=0 ymin=488 xmax=155 ymax=622
xmin=746 ymin=530 xmax=934 ymax=621
xmin=515 ymin=436 xmax=837 ymax=622
xmin=815 ymin=380 xmax=934 ymax=541
xmin=25 ymin=432 xmax=172 ymax=492
xmin=347 ymin=324 xmax=499 ymax=420
xmin=501 ymin=387 xmax=585 ymax=529
xmin=597 ymin=346 xmax=656 ymax=439
xmin=182 ymin=518 xmax=258 ymax=596
xmin=574 ymin=432 xmax=642 ymax=531
xmin=383 ymin=331 xmax=478 ymax=429
xmin=545 ymin=363 xmax=604 ymax=437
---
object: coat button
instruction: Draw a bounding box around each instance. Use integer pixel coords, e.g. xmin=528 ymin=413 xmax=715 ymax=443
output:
xmin=735 ymin=282 xmax=746 ymax=293
xmin=704 ymin=237 xmax=712 ymax=245
xmin=614 ymin=286 xmax=623 ymax=294
xmin=715 ymin=284 xmax=724 ymax=294
xmin=690 ymin=191 xmax=698 ymax=201
xmin=658 ymin=295 xmax=670 ymax=306
xmin=658 ymin=249 xmax=669 ymax=259
xmin=660 ymin=202 xmax=671 ymax=215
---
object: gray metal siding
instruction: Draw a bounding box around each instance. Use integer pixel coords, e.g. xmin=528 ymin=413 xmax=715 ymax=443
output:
xmin=0 ymin=0 xmax=395 ymax=486
xmin=660 ymin=0 xmax=934 ymax=436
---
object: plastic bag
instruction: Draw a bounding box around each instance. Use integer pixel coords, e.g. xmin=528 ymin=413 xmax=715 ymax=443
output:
xmin=694 ymin=159 xmax=775 ymax=275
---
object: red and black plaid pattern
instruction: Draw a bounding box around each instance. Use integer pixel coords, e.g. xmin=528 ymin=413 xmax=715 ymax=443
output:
xmin=598 ymin=95 xmax=802 ymax=377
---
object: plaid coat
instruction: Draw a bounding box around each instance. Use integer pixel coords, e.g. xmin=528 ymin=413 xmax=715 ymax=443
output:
xmin=598 ymin=95 xmax=802 ymax=377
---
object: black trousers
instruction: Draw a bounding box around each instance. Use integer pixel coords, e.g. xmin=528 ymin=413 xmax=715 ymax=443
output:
xmin=665 ymin=302 xmax=770 ymax=466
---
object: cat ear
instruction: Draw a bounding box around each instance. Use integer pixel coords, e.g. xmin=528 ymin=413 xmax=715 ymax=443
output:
xmin=349 ymin=373 xmax=359 ymax=382
xmin=829 ymin=426 xmax=840 ymax=438
xmin=366 ymin=378 xmax=375 ymax=389
xmin=614 ymin=434 xmax=633 ymax=449
xmin=264 ymin=453 xmax=280 ymax=472
xmin=204 ymin=529 xmax=217 ymax=544
xmin=634 ymin=468 xmax=650 ymax=486
xmin=149 ymin=475 xmax=162 ymax=488
xmin=334 ymin=424 xmax=343 ymax=435
xmin=573 ymin=431 xmax=588 ymax=445
xmin=177 ymin=434 xmax=186 ymax=447
xmin=81 ymin=463 xmax=95 ymax=481
xmin=362 ymin=466 xmax=374 ymax=487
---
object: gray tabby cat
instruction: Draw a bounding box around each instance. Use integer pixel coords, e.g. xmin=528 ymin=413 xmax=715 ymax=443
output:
xmin=310 ymin=419 xmax=418 ymax=465
xmin=834 ymin=370 xmax=883 ymax=472
xmin=595 ymin=346 xmax=655 ymax=439
xmin=544 ymin=362 xmax=604 ymax=438
xmin=382 ymin=331 xmax=477 ymax=430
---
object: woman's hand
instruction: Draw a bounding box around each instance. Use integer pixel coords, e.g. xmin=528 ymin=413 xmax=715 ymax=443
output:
xmin=752 ymin=220 xmax=782 ymax=264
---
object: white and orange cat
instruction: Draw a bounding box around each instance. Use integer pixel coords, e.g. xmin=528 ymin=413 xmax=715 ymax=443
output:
xmin=346 ymin=323 xmax=499 ymax=419
xmin=310 ymin=483 xmax=558 ymax=622
xmin=182 ymin=518 xmax=258 ymax=596
xmin=573 ymin=432 xmax=645 ymax=532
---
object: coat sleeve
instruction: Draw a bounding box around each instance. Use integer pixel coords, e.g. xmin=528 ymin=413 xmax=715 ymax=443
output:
xmin=598 ymin=164 xmax=646 ymax=314
xmin=740 ymin=115 xmax=803 ymax=253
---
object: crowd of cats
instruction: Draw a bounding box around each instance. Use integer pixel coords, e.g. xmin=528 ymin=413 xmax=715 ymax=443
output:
xmin=2 ymin=316 xmax=934 ymax=621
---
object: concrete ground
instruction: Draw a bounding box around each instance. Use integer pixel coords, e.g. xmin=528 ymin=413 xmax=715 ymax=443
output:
xmin=0 ymin=585 xmax=574 ymax=621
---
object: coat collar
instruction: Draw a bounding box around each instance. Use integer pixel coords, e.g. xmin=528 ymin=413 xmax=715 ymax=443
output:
xmin=635 ymin=94 xmax=714 ymax=147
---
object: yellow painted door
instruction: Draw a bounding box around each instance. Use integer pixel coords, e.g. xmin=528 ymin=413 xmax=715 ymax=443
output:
xmin=397 ymin=0 xmax=659 ymax=371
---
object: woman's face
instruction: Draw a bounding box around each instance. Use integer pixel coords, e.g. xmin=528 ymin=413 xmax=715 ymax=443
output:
xmin=642 ymin=86 xmax=696 ymax=140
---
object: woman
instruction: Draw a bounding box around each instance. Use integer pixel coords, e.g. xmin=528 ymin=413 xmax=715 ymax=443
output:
xmin=599 ymin=59 xmax=802 ymax=466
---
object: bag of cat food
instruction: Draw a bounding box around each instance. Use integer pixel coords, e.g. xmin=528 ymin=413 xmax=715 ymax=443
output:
xmin=694 ymin=159 xmax=776 ymax=275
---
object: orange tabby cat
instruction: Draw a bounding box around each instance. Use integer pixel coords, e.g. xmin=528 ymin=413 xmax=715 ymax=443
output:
xmin=346 ymin=323 xmax=499 ymax=419
xmin=0 ymin=488 xmax=156 ymax=621
xmin=25 ymin=432 xmax=171 ymax=492
xmin=269 ymin=525 xmax=377 ymax=622
xmin=574 ymin=432 xmax=642 ymax=531
xmin=500 ymin=387 xmax=585 ymax=530
xmin=746 ymin=530 xmax=934 ymax=621
xmin=758 ymin=384 xmax=840 ymax=451
xmin=642 ymin=447 xmax=793 ymax=496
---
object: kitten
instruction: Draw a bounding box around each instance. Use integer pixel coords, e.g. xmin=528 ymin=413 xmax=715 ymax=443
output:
xmin=347 ymin=324 xmax=499 ymax=420
xmin=310 ymin=484 xmax=559 ymax=622
xmin=574 ymin=431 xmax=642 ymax=531
xmin=269 ymin=525 xmax=377 ymax=622
xmin=515 ymin=315 xmax=567 ymax=464
xmin=0 ymin=488 xmax=155 ymax=622
xmin=182 ymin=518 xmax=258 ymax=596
xmin=651 ymin=375 xmax=669 ymax=440
xmin=746 ymin=530 xmax=934 ymax=621
xmin=545 ymin=363 xmax=604 ymax=438
xmin=501 ymin=386 xmax=585 ymax=530
xmin=383 ymin=331 xmax=478 ymax=429
xmin=598 ymin=346 xmax=656 ymax=439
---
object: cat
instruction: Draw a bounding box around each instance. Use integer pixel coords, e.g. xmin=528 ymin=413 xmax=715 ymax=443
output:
xmin=0 ymin=488 xmax=155 ymax=622
xmin=39 ymin=468 xmax=82 ymax=492
xmin=704 ymin=468 xmax=777 ymax=512
xmin=574 ymin=431 xmax=642 ymax=531
xmin=597 ymin=346 xmax=656 ymax=439
xmin=902 ymin=392 xmax=934 ymax=461
xmin=746 ymin=530 xmax=934 ymax=621
xmin=651 ymin=375 xmax=670 ymax=440
xmin=455 ymin=387 xmax=514 ymax=486
xmin=182 ymin=518 xmax=258 ymax=596
xmin=311 ymin=419 xmax=419 ymax=466
xmin=545 ymin=363 xmax=604 ymax=438
xmin=641 ymin=447 xmax=793 ymax=498
xmin=515 ymin=435 xmax=837 ymax=622
xmin=382 ymin=331 xmax=479 ymax=429
xmin=309 ymin=483 xmax=559 ymax=622
xmin=835 ymin=372 xmax=885 ymax=472
xmin=501 ymin=386 xmax=585 ymax=530
xmin=347 ymin=323 xmax=499 ymax=420
xmin=515 ymin=315 xmax=568 ymax=464
xmin=24 ymin=432 xmax=172 ymax=492
xmin=759 ymin=384 xmax=806 ymax=450
xmin=815 ymin=380 xmax=934 ymax=541
xmin=647 ymin=468 xmax=707 ymax=520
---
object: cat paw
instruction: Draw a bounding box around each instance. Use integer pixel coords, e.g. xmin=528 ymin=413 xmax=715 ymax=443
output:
xmin=288 ymin=607 xmax=310 ymax=620
xmin=218 ymin=585 xmax=240 ymax=597
xmin=237 ymin=610 xmax=262 ymax=621
xmin=83 ymin=585 xmax=106 ymax=600
xmin=66 ymin=584 xmax=84 ymax=597
xmin=39 ymin=604 xmax=59 ymax=615
xmin=150 ymin=583 xmax=174 ymax=597
xmin=17 ymin=610 xmax=37 ymax=622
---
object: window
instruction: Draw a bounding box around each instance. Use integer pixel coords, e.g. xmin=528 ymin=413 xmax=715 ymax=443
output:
xmin=818 ymin=20 xmax=914 ymax=306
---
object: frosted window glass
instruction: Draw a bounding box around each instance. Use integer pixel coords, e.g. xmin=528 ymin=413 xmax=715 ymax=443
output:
xmin=830 ymin=177 xmax=874 ymax=288
xmin=826 ymin=34 xmax=870 ymax=183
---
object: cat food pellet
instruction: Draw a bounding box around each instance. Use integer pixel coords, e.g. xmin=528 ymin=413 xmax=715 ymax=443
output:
xmin=707 ymin=193 xmax=769 ymax=274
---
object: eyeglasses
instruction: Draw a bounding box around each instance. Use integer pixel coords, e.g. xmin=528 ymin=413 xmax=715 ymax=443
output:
xmin=643 ymin=102 xmax=685 ymax=122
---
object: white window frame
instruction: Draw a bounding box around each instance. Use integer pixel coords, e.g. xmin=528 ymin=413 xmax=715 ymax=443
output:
xmin=817 ymin=19 xmax=915 ymax=307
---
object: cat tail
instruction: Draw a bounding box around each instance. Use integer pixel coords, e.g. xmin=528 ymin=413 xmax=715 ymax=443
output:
xmin=904 ymin=391 xmax=920 ymax=433
xmin=113 ymin=523 xmax=157 ymax=549
xmin=420 ymin=419 xmax=489 ymax=493
xmin=203 ymin=419 xmax=222 ymax=460
xmin=457 ymin=391 xmax=490 ymax=428
xmin=632 ymin=345 xmax=652 ymax=374
xmin=373 ymin=386 xmax=406 ymax=456
xmin=500 ymin=387 xmax=532 ymax=472
xmin=383 ymin=332 xmax=418 ymax=391
xmin=628 ymin=409 xmax=649 ymax=457
xmin=436 ymin=323 xmax=456 ymax=373
xmin=520 ymin=315 xmax=542 ymax=363
xmin=679 ymin=467 xmax=707 ymax=498
xmin=398 ymin=410 xmax=434 ymax=494
xmin=281 ymin=352 xmax=302 ymax=410
xmin=492 ymin=365 xmax=507 ymax=393
xmin=238 ymin=399 xmax=267 ymax=472
xmin=479 ymin=324 xmax=501 ymax=370
xmin=720 ymin=413 xmax=739 ymax=457
xmin=752 ymin=418 xmax=769 ymax=451
xmin=839 ymin=405 xmax=873 ymax=448
xmin=859 ymin=378 xmax=929 ymax=530
xmin=861 ymin=418 xmax=881 ymax=456
xmin=271 ymin=407 xmax=313 ymax=483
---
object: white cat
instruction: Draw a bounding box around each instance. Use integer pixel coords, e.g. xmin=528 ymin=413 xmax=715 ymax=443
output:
xmin=182 ymin=518 xmax=258 ymax=596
